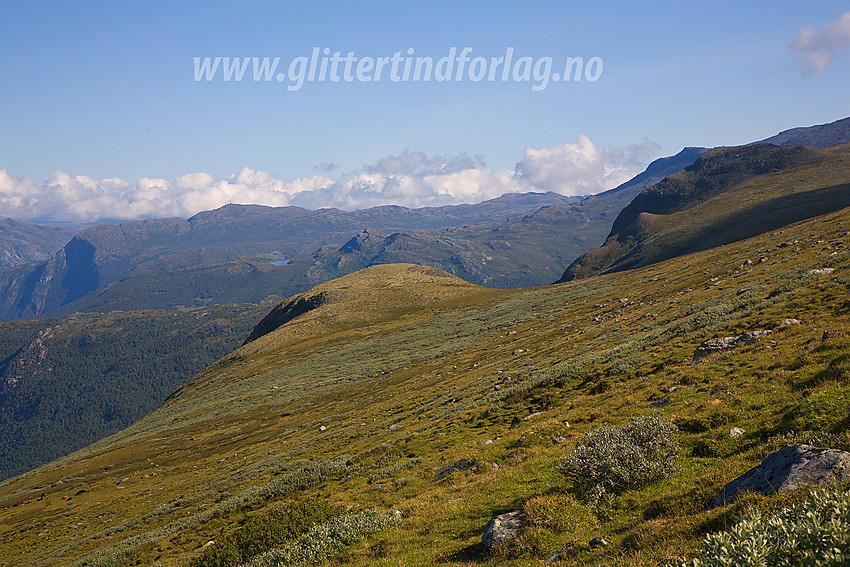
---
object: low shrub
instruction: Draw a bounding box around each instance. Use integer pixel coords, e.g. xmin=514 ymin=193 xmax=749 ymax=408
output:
xmin=559 ymin=415 xmax=679 ymax=507
xmin=671 ymin=488 xmax=850 ymax=566
xmin=190 ymin=500 xmax=343 ymax=567
xmin=241 ymin=508 xmax=402 ymax=567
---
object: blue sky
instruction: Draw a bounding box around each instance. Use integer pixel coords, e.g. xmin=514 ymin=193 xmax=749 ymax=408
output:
xmin=1 ymin=1 xmax=849 ymax=222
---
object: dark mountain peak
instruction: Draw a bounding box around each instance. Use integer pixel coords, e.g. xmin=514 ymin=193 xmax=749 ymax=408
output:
xmin=594 ymin=147 xmax=708 ymax=200
xmin=338 ymin=228 xmax=388 ymax=254
xmin=755 ymin=116 xmax=850 ymax=148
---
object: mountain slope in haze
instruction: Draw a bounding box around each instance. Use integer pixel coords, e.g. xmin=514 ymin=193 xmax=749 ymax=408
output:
xmin=0 ymin=219 xmax=76 ymax=272
xmin=4 ymin=196 xmax=850 ymax=565
xmin=756 ymin=115 xmax=850 ymax=148
xmin=0 ymin=193 xmax=576 ymax=321
xmin=559 ymin=142 xmax=842 ymax=281
xmin=56 ymin=149 xmax=710 ymax=313
xmin=0 ymin=299 xmax=280 ymax=481
xmin=80 ymin=148 xmax=709 ymax=308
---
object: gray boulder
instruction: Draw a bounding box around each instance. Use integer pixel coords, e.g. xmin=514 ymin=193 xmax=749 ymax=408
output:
xmin=434 ymin=459 xmax=478 ymax=482
xmin=694 ymin=330 xmax=772 ymax=359
xmin=709 ymin=444 xmax=850 ymax=508
xmin=482 ymin=510 xmax=527 ymax=551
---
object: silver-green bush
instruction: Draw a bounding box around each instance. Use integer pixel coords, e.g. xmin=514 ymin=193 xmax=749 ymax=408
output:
xmin=559 ymin=415 xmax=679 ymax=507
xmin=672 ymin=488 xmax=850 ymax=566
xmin=241 ymin=508 xmax=402 ymax=567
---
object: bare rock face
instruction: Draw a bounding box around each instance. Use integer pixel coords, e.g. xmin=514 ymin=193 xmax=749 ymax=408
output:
xmin=482 ymin=510 xmax=527 ymax=551
xmin=709 ymin=444 xmax=850 ymax=508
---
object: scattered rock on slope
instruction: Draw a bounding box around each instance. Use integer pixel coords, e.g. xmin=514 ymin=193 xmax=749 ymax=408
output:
xmin=694 ymin=330 xmax=772 ymax=359
xmin=482 ymin=510 xmax=527 ymax=551
xmin=709 ymin=444 xmax=850 ymax=508
xmin=434 ymin=459 xmax=478 ymax=482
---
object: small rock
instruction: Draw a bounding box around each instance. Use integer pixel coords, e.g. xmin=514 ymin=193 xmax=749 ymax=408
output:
xmin=512 ymin=349 xmax=525 ymax=356
xmin=730 ymin=427 xmax=745 ymax=438
xmin=779 ymin=318 xmax=801 ymax=327
xmin=544 ymin=545 xmax=574 ymax=564
xmin=218 ymin=491 xmax=232 ymax=501
xmin=803 ymin=268 xmax=835 ymax=277
xmin=524 ymin=412 xmax=543 ymax=420
xmin=388 ymin=423 xmax=404 ymax=433
xmin=482 ymin=510 xmax=527 ymax=551
xmin=552 ymin=436 xmax=567 ymax=445
xmin=117 ymin=477 xmax=129 ymax=485
xmin=588 ymin=536 xmax=609 ymax=549
xmin=647 ymin=397 xmax=672 ymax=409
xmin=319 ymin=425 xmax=326 ymax=432
xmin=477 ymin=439 xmax=493 ymax=446
xmin=435 ymin=459 xmax=478 ymax=482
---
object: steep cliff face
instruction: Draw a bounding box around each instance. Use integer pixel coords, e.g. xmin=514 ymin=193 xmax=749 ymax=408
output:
xmin=0 ymin=218 xmax=76 ymax=272
xmin=0 ymin=218 xmax=191 ymax=320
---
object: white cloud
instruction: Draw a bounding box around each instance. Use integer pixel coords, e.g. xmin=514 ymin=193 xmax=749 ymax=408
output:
xmin=790 ymin=10 xmax=850 ymax=74
xmin=0 ymin=135 xmax=658 ymax=223
xmin=514 ymin=135 xmax=641 ymax=195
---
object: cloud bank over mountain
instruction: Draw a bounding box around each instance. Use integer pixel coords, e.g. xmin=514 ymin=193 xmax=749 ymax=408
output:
xmin=0 ymin=135 xmax=656 ymax=223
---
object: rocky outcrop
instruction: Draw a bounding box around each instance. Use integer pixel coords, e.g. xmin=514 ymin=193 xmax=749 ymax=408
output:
xmin=435 ymin=459 xmax=478 ymax=482
xmin=709 ymin=444 xmax=850 ymax=508
xmin=694 ymin=330 xmax=772 ymax=359
xmin=482 ymin=510 xmax=527 ymax=551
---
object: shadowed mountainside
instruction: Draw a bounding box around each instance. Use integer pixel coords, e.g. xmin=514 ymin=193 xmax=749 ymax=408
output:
xmin=559 ymin=143 xmax=844 ymax=281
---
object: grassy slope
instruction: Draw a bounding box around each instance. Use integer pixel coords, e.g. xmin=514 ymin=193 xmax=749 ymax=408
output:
xmin=2 ymin=207 xmax=850 ymax=564
xmin=561 ymin=143 xmax=850 ymax=281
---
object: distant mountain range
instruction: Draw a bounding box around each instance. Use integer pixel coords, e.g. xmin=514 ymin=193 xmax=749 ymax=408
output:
xmin=0 ymin=150 xmax=705 ymax=321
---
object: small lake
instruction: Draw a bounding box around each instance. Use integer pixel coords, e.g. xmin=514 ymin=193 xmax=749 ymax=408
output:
xmin=269 ymin=260 xmax=291 ymax=266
